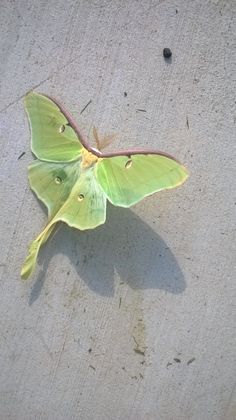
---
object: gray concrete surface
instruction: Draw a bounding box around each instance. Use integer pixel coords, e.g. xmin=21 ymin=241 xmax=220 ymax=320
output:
xmin=0 ymin=1 xmax=236 ymax=419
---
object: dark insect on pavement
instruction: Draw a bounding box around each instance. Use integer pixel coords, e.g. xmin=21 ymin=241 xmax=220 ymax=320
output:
xmin=163 ymin=48 xmax=172 ymax=59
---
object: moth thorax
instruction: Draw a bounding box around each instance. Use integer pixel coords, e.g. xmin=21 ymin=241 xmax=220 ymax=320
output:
xmin=82 ymin=148 xmax=99 ymax=168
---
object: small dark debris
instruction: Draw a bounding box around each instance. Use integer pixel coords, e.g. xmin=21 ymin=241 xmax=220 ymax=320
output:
xmin=176 ymin=9 xmax=178 ymax=13
xmin=187 ymin=357 xmax=196 ymax=365
xmin=174 ymin=358 xmax=181 ymax=363
xmin=124 ymin=92 xmax=127 ymax=97
xmin=88 ymin=348 xmax=92 ymax=353
xmin=136 ymin=109 xmax=147 ymax=112
xmin=186 ymin=116 xmax=189 ymax=129
xmin=80 ymin=99 xmax=92 ymax=115
xmin=18 ymin=151 xmax=25 ymax=160
xmin=119 ymin=297 xmax=122 ymax=308
xmin=134 ymin=348 xmax=145 ymax=356
xmin=132 ymin=336 xmax=138 ymax=346
xmin=166 ymin=362 xmax=172 ymax=368
xmin=89 ymin=365 xmax=96 ymax=370
xmin=67 ymin=270 xmax=70 ymax=275
xmin=163 ymin=48 xmax=172 ymax=59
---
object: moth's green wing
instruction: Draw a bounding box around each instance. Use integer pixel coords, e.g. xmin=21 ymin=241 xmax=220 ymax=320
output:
xmin=22 ymin=92 xmax=107 ymax=279
xmin=24 ymin=92 xmax=82 ymax=162
xmin=28 ymin=160 xmax=80 ymax=218
xmin=21 ymin=167 xmax=106 ymax=279
xmin=96 ymin=154 xmax=188 ymax=207
xmin=54 ymin=167 xmax=107 ymax=230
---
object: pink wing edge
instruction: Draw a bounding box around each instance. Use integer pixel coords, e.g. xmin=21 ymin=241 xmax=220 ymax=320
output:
xmin=42 ymin=92 xmax=186 ymax=166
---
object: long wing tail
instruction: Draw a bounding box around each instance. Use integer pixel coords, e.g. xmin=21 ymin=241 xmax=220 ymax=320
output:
xmin=21 ymin=222 xmax=58 ymax=280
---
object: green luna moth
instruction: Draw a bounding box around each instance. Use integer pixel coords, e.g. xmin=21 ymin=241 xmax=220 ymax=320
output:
xmin=21 ymin=92 xmax=188 ymax=279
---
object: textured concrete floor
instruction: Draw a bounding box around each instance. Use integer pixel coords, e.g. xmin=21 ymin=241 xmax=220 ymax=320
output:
xmin=0 ymin=1 xmax=236 ymax=419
